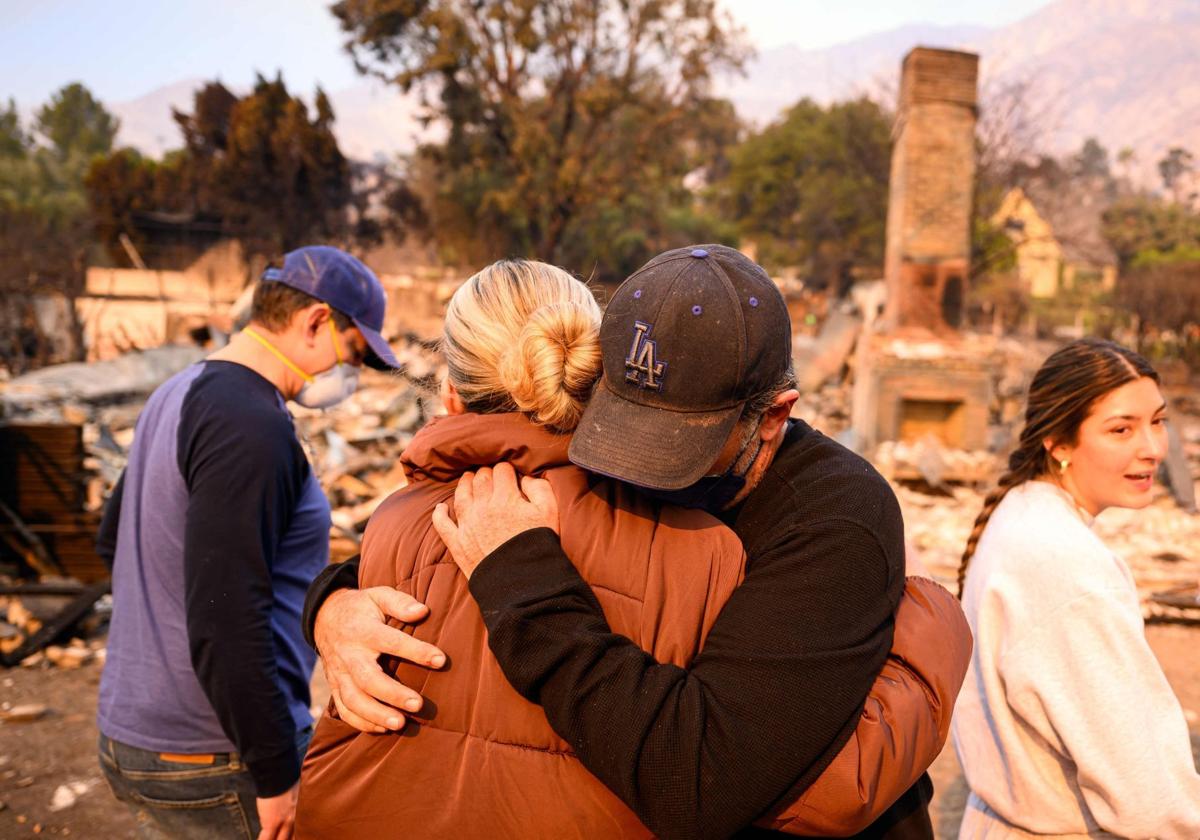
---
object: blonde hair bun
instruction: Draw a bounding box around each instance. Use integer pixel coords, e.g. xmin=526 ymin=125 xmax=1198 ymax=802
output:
xmin=442 ymin=259 xmax=602 ymax=431
xmin=498 ymin=302 xmax=601 ymax=431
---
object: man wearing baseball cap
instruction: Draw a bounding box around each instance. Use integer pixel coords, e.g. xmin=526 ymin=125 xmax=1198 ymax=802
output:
xmin=95 ymin=245 xmax=400 ymax=839
xmin=308 ymin=245 xmax=965 ymax=837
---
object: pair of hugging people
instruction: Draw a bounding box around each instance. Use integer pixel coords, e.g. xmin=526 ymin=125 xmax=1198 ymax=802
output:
xmin=296 ymin=245 xmax=972 ymax=838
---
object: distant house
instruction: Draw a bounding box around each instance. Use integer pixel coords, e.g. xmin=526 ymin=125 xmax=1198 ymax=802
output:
xmin=993 ymin=184 xmax=1118 ymax=299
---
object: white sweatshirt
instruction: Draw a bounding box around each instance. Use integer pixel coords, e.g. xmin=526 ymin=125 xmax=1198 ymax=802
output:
xmin=952 ymin=480 xmax=1200 ymax=839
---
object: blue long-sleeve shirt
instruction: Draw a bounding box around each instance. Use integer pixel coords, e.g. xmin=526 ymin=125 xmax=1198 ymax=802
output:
xmin=98 ymin=360 xmax=329 ymax=797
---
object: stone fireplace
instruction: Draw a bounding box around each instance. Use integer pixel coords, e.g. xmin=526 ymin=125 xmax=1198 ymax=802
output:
xmin=851 ymin=342 xmax=991 ymax=451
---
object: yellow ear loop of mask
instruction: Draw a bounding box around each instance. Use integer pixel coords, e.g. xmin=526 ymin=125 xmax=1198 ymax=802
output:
xmin=327 ymin=310 xmax=345 ymax=365
xmin=243 ymin=305 xmax=345 ymax=382
xmin=242 ymin=326 xmax=316 ymax=384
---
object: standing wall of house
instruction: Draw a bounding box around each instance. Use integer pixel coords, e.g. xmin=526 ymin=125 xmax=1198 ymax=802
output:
xmin=78 ymin=241 xmax=249 ymax=360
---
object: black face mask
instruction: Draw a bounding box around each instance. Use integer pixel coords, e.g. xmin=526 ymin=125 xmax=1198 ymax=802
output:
xmin=643 ymin=429 xmax=764 ymax=513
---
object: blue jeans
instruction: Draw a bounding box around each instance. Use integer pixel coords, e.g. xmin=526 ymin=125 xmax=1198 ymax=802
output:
xmin=98 ymin=727 xmax=313 ymax=839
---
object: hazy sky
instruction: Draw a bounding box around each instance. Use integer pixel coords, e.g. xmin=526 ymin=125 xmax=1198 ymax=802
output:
xmin=2 ymin=0 xmax=1053 ymax=108
xmin=731 ymin=0 xmax=1050 ymax=50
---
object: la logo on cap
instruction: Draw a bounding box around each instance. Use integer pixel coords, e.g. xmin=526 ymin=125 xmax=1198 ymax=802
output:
xmin=625 ymin=321 xmax=665 ymax=391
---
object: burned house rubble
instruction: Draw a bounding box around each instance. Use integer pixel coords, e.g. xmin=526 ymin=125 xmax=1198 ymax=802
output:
xmin=788 ymin=46 xmax=1199 ymax=620
xmin=0 ymin=309 xmax=448 ymax=667
xmin=1 ymin=338 xmax=446 ymax=667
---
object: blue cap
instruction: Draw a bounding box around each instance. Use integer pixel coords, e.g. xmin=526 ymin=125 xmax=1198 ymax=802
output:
xmin=262 ymin=246 xmax=399 ymax=371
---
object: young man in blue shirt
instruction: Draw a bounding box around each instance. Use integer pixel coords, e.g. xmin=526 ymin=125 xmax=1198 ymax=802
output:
xmin=97 ymin=246 xmax=401 ymax=839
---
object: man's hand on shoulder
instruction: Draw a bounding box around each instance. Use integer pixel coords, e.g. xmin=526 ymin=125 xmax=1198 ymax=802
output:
xmin=314 ymin=587 xmax=446 ymax=733
xmin=432 ymin=462 xmax=559 ymax=579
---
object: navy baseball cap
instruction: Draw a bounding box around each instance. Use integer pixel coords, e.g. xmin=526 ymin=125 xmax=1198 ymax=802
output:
xmin=569 ymin=245 xmax=792 ymax=490
xmin=262 ymin=246 xmax=400 ymax=371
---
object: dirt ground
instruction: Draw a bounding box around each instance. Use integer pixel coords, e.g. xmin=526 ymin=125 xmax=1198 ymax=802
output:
xmin=0 ymin=661 xmax=332 ymax=839
xmin=0 ymin=623 xmax=1196 ymax=839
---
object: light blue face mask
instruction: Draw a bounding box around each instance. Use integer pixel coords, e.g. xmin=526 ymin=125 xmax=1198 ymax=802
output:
xmin=295 ymin=362 xmax=360 ymax=409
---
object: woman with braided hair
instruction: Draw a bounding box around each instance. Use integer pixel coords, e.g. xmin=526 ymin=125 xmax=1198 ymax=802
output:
xmin=952 ymin=338 xmax=1200 ymax=838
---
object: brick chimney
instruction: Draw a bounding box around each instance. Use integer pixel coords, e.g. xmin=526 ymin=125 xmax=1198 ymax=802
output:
xmin=882 ymin=47 xmax=979 ymax=335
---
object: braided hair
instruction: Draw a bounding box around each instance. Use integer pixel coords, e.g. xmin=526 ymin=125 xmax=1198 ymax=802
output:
xmin=957 ymin=339 xmax=1159 ymax=598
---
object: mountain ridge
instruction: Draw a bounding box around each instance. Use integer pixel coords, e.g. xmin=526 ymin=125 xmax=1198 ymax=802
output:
xmin=107 ymin=0 xmax=1199 ymax=187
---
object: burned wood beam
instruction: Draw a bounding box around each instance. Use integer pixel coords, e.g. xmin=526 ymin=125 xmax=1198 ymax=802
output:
xmin=0 ymin=581 xmax=87 ymax=597
xmin=0 ymin=499 xmax=66 ymax=577
xmin=0 ymin=579 xmax=110 ymax=667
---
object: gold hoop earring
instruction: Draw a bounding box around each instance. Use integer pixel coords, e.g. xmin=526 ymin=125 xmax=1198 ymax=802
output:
xmin=1059 ymin=458 xmax=1070 ymax=474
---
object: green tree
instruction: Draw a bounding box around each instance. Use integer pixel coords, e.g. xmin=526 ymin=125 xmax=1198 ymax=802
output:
xmin=1115 ymin=146 xmax=1137 ymax=190
xmin=331 ymin=0 xmax=747 ymax=277
xmin=0 ymin=84 xmax=116 ymax=369
xmin=34 ymin=82 xmax=119 ymax=161
xmin=1158 ymin=146 xmax=1195 ymax=204
xmin=715 ymin=97 xmax=891 ymax=290
xmin=2 ymin=82 xmax=117 ymax=225
xmin=1070 ymin=137 xmax=1111 ymax=182
xmin=0 ymin=99 xmax=27 ymax=158
xmin=1102 ymin=196 xmax=1200 ymax=267
xmin=1102 ymin=194 xmax=1200 ymax=354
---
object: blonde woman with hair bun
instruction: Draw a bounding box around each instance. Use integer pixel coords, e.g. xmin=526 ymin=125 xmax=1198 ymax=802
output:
xmin=298 ymin=258 xmax=753 ymax=836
